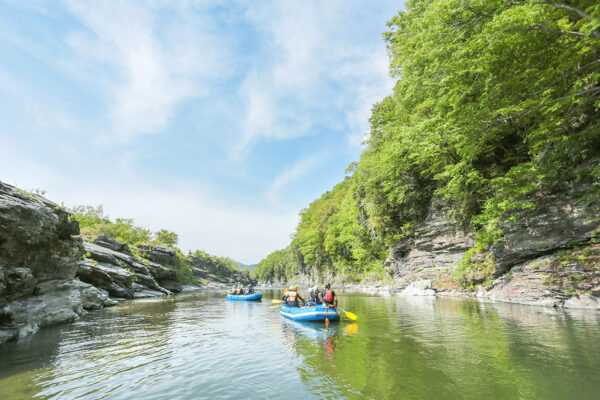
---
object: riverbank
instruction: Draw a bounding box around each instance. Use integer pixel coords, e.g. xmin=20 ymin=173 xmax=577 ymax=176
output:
xmin=0 ymin=182 xmax=256 ymax=343
xmin=259 ymin=175 xmax=600 ymax=310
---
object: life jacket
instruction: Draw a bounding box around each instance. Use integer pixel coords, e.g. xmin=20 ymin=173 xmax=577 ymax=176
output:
xmin=286 ymin=290 xmax=299 ymax=306
xmin=324 ymin=289 xmax=333 ymax=303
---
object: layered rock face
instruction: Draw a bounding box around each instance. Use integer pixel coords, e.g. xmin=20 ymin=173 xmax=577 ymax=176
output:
xmin=384 ymin=198 xmax=475 ymax=291
xmin=0 ymin=183 xmax=96 ymax=342
xmin=0 ymin=183 xmax=254 ymax=343
xmin=189 ymin=256 xmax=256 ymax=288
xmin=384 ymin=179 xmax=600 ymax=308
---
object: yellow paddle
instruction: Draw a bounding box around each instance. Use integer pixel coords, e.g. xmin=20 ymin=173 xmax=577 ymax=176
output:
xmin=272 ymin=299 xmax=283 ymax=303
xmin=270 ymin=304 xmax=282 ymax=308
xmin=338 ymin=307 xmax=358 ymax=321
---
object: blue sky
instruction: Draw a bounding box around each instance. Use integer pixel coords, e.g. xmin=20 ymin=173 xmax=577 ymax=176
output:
xmin=0 ymin=0 xmax=400 ymax=263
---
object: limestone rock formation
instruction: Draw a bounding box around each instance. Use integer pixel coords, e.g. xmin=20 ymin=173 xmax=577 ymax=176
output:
xmin=0 ymin=182 xmax=86 ymax=342
xmin=0 ymin=181 xmax=252 ymax=343
xmin=383 ymin=178 xmax=600 ymax=308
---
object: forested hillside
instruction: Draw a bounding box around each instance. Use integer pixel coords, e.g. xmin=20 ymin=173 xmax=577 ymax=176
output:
xmin=254 ymin=0 xmax=600 ymax=284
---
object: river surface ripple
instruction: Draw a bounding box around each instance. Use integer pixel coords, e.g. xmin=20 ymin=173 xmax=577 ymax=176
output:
xmin=1 ymin=290 xmax=599 ymax=399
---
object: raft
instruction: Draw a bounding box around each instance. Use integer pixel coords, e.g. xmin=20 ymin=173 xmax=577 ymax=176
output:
xmin=280 ymin=304 xmax=339 ymax=322
xmin=226 ymin=292 xmax=262 ymax=301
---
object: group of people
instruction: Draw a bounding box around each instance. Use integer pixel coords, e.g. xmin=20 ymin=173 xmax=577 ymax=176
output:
xmin=230 ymin=284 xmax=255 ymax=295
xmin=282 ymin=283 xmax=338 ymax=308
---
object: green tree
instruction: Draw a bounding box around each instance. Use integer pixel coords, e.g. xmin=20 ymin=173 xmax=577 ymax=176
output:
xmin=154 ymin=229 xmax=179 ymax=247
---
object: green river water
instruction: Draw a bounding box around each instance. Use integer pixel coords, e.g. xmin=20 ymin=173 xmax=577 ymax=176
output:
xmin=0 ymin=289 xmax=599 ymax=399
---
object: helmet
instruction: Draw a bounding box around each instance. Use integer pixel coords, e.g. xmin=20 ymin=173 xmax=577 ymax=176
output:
xmin=289 ymin=285 xmax=294 ymax=290
xmin=292 ymin=285 xmax=298 ymax=291
xmin=325 ymin=283 xmax=331 ymax=289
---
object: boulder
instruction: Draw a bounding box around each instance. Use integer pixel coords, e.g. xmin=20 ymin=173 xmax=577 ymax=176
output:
xmin=77 ymin=260 xmax=134 ymax=299
xmin=398 ymin=280 xmax=436 ymax=296
xmin=94 ymin=235 xmax=129 ymax=253
xmin=72 ymin=280 xmax=109 ymax=310
xmin=0 ymin=279 xmax=85 ymax=343
xmin=160 ymin=280 xmax=183 ymax=293
xmin=138 ymin=244 xmax=179 ymax=268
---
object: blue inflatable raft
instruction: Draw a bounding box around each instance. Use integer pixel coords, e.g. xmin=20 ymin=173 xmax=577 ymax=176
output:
xmin=280 ymin=304 xmax=339 ymax=322
xmin=226 ymin=292 xmax=262 ymax=301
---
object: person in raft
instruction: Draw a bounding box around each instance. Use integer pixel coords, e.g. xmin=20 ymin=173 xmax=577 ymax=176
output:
xmin=246 ymin=284 xmax=255 ymax=294
xmin=309 ymin=286 xmax=321 ymax=305
xmin=321 ymin=283 xmax=338 ymax=308
xmin=282 ymin=285 xmax=304 ymax=307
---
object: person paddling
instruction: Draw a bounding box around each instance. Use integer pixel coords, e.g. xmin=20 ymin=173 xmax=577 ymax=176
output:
xmin=321 ymin=283 xmax=338 ymax=308
xmin=282 ymin=285 xmax=304 ymax=307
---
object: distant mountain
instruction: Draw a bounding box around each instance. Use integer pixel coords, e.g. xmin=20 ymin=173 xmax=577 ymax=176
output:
xmin=237 ymin=262 xmax=256 ymax=271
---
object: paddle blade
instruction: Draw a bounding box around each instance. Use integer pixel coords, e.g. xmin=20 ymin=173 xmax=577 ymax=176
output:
xmin=345 ymin=311 xmax=358 ymax=321
xmin=221 ymin=292 xmax=227 ymax=295
xmin=272 ymin=299 xmax=283 ymax=303
xmin=270 ymin=304 xmax=282 ymax=308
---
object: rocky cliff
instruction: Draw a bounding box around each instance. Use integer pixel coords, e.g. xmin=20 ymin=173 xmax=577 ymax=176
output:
xmin=276 ymin=178 xmax=600 ymax=309
xmin=0 ymin=182 xmax=255 ymax=343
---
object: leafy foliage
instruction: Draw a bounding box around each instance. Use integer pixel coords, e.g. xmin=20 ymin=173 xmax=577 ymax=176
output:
xmin=68 ymin=205 xmax=153 ymax=245
xmin=68 ymin=204 xmax=241 ymax=283
xmin=254 ymin=0 xmax=600 ymax=283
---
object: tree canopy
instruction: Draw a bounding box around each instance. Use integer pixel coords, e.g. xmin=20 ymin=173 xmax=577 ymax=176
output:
xmin=253 ymin=0 xmax=600 ymax=283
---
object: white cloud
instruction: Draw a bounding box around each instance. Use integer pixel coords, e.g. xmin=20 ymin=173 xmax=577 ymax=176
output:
xmin=0 ymin=0 xmax=400 ymax=263
xmin=232 ymin=0 xmax=395 ymax=158
xmin=267 ymin=154 xmax=327 ymax=206
xmin=62 ymin=0 xmax=231 ymax=142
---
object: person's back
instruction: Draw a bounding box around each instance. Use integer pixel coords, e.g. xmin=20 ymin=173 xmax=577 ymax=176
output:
xmin=310 ymin=287 xmax=321 ymax=304
xmin=321 ymin=283 xmax=337 ymax=308
xmin=283 ymin=285 xmax=303 ymax=307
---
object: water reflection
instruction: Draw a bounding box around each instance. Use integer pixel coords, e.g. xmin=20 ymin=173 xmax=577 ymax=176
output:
xmin=1 ymin=291 xmax=599 ymax=399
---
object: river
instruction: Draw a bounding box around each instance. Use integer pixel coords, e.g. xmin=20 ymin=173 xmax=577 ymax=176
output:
xmin=1 ymin=289 xmax=599 ymax=399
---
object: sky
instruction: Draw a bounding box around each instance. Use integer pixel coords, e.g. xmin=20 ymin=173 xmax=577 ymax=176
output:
xmin=0 ymin=0 xmax=400 ymax=264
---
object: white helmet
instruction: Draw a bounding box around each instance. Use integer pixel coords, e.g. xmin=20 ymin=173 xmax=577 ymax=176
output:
xmin=288 ymin=285 xmax=294 ymax=290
